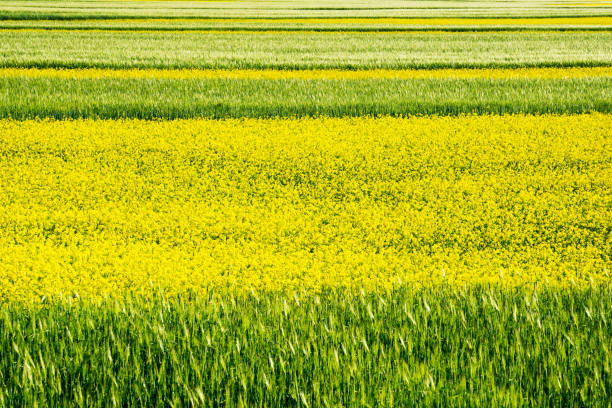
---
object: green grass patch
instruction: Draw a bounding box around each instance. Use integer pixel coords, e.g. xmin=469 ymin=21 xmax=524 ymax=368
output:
xmin=4 ymin=25 xmax=611 ymax=32
xmin=2 ymin=77 xmax=610 ymax=119
xmin=1 ymin=0 xmax=612 ymax=20
xmin=1 ymin=31 xmax=610 ymax=70
xmin=1 ymin=286 xmax=610 ymax=407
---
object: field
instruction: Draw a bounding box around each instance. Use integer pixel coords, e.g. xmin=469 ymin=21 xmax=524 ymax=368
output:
xmin=0 ymin=1 xmax=611 ymax=407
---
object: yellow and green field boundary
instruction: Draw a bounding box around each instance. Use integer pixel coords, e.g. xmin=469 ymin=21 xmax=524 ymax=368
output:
xmin=7 ymin=16 xmax=612 ymax=25
xmin=1 ymin=1 xmax=611 ymax=405
xmin=4 ymin=15 xmax=612 ymax=33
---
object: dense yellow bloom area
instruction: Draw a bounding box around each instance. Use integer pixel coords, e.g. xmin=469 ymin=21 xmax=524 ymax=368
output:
xmin=558 ymin=3 xmax=612 ymax=5
xmin=549 ymin=2 xmax=612 ymax=6
xmin=0 ymin=115 xmax=610 ymax=302
xmin=73 ymin=17 xmax=612 ymax=25
xmin=224 ymin=17 xmax=612 ymax=25
xmin=2 ymin=67 xmax=611 ymax=80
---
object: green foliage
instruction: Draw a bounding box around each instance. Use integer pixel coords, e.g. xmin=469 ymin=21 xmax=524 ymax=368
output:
xmin=1 ymin=286 xmax=611 ymax=407
xmin=1 ymin=31 xmax=610 ymax=71
xmin=1 ymin=2 xmax=611 ymax=406
xmin=2 ymin=22 xmax=611 ymax=32
xmin=2 ymin=77 xmax=610 ymax=119
xmin=1 ymin=0 xmax=612 ymax=19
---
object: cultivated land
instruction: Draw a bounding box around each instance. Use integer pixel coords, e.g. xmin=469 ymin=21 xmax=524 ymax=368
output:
xmin=3 ymin=31 xmax=612 ymax=69
xmin=0 ymin=1 xmax=610 ymax=406
xmin=2 ymin=0 xmax=612 ymax=18
xmin=2 ymin=115 xmax=610 ymax=301
xmin=3 ymin=77 xmax=611 ymax=118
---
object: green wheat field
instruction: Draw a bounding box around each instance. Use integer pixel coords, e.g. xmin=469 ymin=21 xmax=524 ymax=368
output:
xmin=0 ymin=0 xmax=611 ymax=406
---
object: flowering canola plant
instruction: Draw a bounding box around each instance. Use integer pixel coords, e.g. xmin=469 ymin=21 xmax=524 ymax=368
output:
xmin=2 ymin=67 xmax=611 ymax=80
xmin=0 ymin=114 xmax=610 ymax=302
xmin=74 ymin=16 xmax=612 ymax=25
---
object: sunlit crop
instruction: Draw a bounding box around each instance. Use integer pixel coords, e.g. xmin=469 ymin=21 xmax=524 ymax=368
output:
xmin=2 ymin=287 xmax=611 ymax=406
xmin=2 ymin=1 xmax=612 ymax=405
xmin=4 ymin=30 xmax=610 ymax=72
xmin=1 ymin=114 xmax=609 ymax=303
xmin=2 ymin=66 xmax=611 ymax=80
xmin=49 ymin=16 xmax=612 ymax=25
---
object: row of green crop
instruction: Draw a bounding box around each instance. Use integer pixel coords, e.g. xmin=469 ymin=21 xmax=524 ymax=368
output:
xmin=1 ymin=286 xmax=610 ymax=407
xmin=2 ymin=77 xmax=610 ymax=119
xmin=4 ymin=12 xmax=612 ymax=20
xmin=1 ymin=31 xmax=610 ymax=70
xmin=5 ymin=25 xmax=611 ymax=32
xmin=2 ymin=0 xmax=612 ymax=20
xmin=11 ymin=13 xmax=612 ymax=21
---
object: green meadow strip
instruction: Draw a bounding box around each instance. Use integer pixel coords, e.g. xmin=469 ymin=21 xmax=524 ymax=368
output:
xmin=1 ymin=77 xmax=610 ymax=119
xmin=4 ymin=14 xmax=612 ymax=20
xmin=1 ymin=31 xmax=610 ymax=71
xmin=1 ymin=287 xmax=610 ymax=406
xmin=3 ymin=25 xmax=611 ymax=32
xmin=6 ymin=60 xmax=611 ymax=70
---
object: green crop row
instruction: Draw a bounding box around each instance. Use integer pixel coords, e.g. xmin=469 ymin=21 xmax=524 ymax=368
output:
xmin=3 ymin=18 xmax=612 ymax=32
xmin=2 ymin=0 xmax=612 ymax=19
xmin=2 ymin=31 xmax=610 ymax=70
xmin=1 ymin=286 xmax=611 ymax=407
xmin=5 ymin=25 xmax=612 ymax=32
xmin=2 ymin=77 xmax=610 ymax=119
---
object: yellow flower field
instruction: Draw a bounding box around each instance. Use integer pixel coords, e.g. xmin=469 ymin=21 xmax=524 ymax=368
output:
xmin=0 ymin=114 xmax=609 ymax=302
xmin=2 ymin=66 xmax=612 ymax=80
xmin=65 ymin=16 xmax=612 ymax=25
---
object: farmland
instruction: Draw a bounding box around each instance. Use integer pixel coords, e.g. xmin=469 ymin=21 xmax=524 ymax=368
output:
xmin=3 ymin=31 xmax=612 ymax=69
xmin=0 ymin=0 xmax=611 ymax=406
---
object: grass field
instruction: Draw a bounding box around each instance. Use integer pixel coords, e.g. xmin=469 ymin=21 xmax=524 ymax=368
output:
xmin=2 ymin=0 xmax=612 ymax=18
xmin=0 ymin=1 xmax=611 ymax=406
xmin=1 ymin=288 xmax=611 ymax=406
xmin=3 ymin=31 xmax=611 ymax=70
xmin=2 ymin=77 xmax=611 ymax=118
